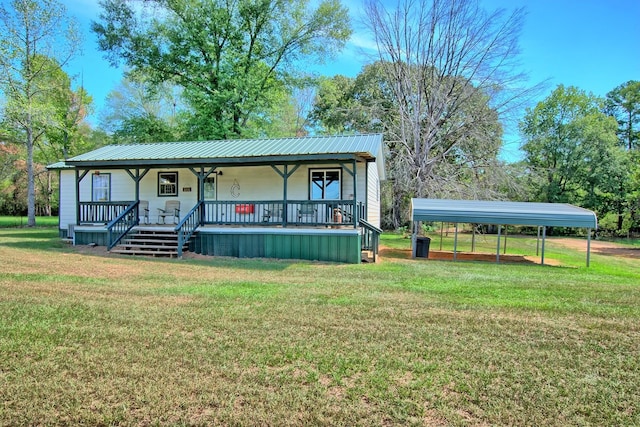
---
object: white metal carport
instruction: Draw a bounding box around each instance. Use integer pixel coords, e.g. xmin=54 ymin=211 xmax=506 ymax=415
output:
xmin=410 ymin=199 xmax=598 ymax=267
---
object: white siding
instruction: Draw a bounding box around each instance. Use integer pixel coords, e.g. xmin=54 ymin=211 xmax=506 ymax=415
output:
xmin=139 ymin=169 xmax=198 ymax=223
xmin=367 ymin=161 xmax=381 ymax=228
xmin=59 ymin=162 xmax=380 ymax=226
xmin=59 ymin=170 xmax=76 ymax=233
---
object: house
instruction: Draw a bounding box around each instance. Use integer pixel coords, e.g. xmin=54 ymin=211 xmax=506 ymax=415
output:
xmin=48 ymin=134 xmax=385 ymax=263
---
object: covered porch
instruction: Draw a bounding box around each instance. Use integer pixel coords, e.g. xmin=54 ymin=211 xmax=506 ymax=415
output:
xmin=53 ymin=135 xmax=385 ymax=263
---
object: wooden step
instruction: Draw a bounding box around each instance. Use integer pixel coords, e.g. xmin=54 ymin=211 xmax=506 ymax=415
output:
xmin=110 ymin=227 xmax=192 ymax=258
xmin=110 ymin=248 xmax=179 ymax=257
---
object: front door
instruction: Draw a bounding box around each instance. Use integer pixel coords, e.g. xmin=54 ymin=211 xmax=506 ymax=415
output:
xmin=203 ymin=176 xmax=216 ymax=200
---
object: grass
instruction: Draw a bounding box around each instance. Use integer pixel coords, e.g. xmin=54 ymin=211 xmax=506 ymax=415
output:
xmin=0 ymin=228 xmax=639 ymax=425
xmin=0 ymin=215 xmax=58 ymax=228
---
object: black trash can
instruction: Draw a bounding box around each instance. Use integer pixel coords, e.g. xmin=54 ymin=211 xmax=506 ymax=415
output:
xmin=416 ymin=237 xmax=431 ymax=258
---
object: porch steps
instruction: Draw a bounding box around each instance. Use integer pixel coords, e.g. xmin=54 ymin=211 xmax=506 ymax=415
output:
xmin=110 ymin=228 xmax=189 ymax=258
xmin=361 ymin=250 xmax=377 ymax=263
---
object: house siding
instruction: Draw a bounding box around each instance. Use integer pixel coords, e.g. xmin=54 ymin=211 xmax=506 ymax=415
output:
xmin=59 ymin=170 xmax=76 ymax=234
xmin=367 ymin=161 xmax=381 ymax=228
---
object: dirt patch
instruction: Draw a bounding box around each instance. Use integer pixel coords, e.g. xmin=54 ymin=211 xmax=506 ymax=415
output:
xmin=379 ymin=247 xmax=560 ymax=266
xmin=549 ymin=237 xmax=640 ymax=259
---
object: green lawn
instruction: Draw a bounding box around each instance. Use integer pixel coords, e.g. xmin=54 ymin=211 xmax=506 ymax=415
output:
xmin=0 ymin=215 xmax=58 ymax=228
xmin=0 ymin=228 xmax=638 ymax=425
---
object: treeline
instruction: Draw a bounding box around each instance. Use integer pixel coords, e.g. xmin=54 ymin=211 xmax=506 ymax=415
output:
xmin=1 ymin=0 xmax=637 ymax=236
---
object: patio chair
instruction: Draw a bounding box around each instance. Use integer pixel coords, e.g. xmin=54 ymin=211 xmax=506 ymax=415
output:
xmin=157 ymin=200 xmax=180 ymax=224
xmin=297 ymin=204 xmax=318 ymax=223
xmin=262 ymin=204 xmax=283 ymax=223
xmin=139 ymin=200 xmax=150 ymax=224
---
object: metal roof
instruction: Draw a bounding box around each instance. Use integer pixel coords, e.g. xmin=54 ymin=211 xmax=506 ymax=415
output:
xmin=60 ymin=134 xmax=384 ymax=175
xmin=411 ymin=199 xmax=597 ymax=229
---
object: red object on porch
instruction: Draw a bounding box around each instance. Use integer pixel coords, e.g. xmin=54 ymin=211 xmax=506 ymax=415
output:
xmin=235 ymin=204 xmax=255 ymax=214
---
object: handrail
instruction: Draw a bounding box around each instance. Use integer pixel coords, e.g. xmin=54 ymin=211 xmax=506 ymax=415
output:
xmin=359 ymin=219 xmax=382 ymax=262
xmin=175 ymin=200 xmax=204 ymax=257
xmin=202 ymin=199 xmax=360 ymax=227
xmin=107 ymin=201 xmax=139 ymax=250
xmin=79 ymin=201 xmax=134 ymax=224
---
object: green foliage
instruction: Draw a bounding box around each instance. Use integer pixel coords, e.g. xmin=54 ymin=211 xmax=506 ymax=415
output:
xmin=606 ymin=80 xmax=640 ymax=150
xmin=0 ymin=0 xmax=81 ymax=225
xmin=93 ymin=0 xmax=352 ymax=140
xmin=520 ymin=85 xmax=621 ymax=211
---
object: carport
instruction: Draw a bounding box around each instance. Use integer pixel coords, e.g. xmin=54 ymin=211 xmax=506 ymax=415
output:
xmin=410 ymin=199 xmax=598 ymax=267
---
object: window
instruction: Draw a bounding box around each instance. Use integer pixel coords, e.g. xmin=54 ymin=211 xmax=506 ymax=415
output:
xmin=92 ymin=173 xmax=110 ymax=201
xmin=203 ymin=176 xmax=216 ymax=200
xmin=158 ymin=172 xmax=178 ymax=196
xmin=310 ymin=169 xmax=341 ymax=200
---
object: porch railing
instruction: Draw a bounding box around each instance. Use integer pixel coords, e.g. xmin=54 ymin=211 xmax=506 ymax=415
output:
xmin=79 ymin=201 xmax=134 ymax=224
xmin=202 ymin=200 xmax=364 ymax=227
xmin=360 ymin=218 xmax=382 ymax=262
xmin=107 ymin=201 xmax=140 ymax=250
xmin=175 ymin=200 xmax=204 ymax=257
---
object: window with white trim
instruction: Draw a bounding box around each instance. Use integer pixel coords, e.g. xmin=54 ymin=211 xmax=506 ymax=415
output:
xmin=310 ymin=169 xmax=341 ymax=200
xmin=92 ymin=173 xmax=110 ymax=201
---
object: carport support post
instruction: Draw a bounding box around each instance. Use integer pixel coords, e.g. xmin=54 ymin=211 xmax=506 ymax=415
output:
xmin=587 ymin=228 xmax=592 ymax=267
xmin=541 ymin=226 xmax=546 ymax=265
xmin=471 ymin=225 xmax=476 ymax=252
xmin=536 ymin=227 xmax=541 ymax=256
xmin=411 ymin=221 xmax=418 ymax=258
xmin=453 ymin=223 xmax=458 ymax=261
xmin=440 ymin=222 xmax=444 ymax=250
xmin=496 ymin=225 xmax=501 ymax=263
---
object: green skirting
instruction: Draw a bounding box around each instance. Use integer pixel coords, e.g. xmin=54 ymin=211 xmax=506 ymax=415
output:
xmin=192 ymin=229 xmax=361 ymax=263
xmin=73 ymin=229 xmax=108 ymax=246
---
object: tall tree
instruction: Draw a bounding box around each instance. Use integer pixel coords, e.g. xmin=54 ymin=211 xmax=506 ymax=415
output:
xmin=100 ymin=74 xmax=185 ymax=144
xmin=520 ymin=85 xmax=620 ymax=211
xmin=93 ymin=0 xmax=351 ymax=140
xmin=362 ymin=0 xmax=531 ymax=210
xmin=313 ymin=61 xmax=508 ymax=227
xmin=606 ymin=80 xmax=640 ymax=151
xmin=0 ymin=0 xmax=80 ymax=226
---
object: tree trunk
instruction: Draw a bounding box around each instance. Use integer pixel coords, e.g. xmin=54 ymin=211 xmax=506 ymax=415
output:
xmin=26 ymin=118 xmax=36 ymax=227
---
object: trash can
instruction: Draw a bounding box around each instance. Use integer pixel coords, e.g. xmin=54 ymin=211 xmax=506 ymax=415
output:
xmin=416 ymin=237 xmax=431 ymax=258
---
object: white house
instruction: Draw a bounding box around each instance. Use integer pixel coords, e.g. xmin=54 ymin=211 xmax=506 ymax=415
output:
xmin=49 ymin=134 xmax=385 ymax=263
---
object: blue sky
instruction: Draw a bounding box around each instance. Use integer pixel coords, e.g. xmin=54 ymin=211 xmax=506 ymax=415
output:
xmin=59 ymin=0 xmax=639 ymax=156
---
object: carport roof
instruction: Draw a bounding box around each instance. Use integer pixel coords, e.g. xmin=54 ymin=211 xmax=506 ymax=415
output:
xmin=411 ymin=199 xmax=597 ymax=229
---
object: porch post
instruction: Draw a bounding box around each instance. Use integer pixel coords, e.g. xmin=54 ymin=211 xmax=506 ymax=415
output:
xmin=124 ymin=168 xmax=150 ymax=201
xmin=188 ymin=166 xmax=216 ymax=224
xmin=75 ymin=169 xmax=90 ymax=225
xmin=75 ymin=169 xmax=80 ymax=225
xmin=271 ymin=165 xmax=300 ymax=227
xmin=352 ymin=159 xmax=357 ymax=227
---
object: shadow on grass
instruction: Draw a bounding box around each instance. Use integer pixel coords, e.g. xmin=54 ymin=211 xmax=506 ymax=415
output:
xmin=0 ymin=229 xmax=59 ymax=240
xmin=0 ymin=240 xmax=67 ymax=251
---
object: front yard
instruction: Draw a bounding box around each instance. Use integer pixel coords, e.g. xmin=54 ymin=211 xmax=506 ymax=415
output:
xmin=0 ymin=228 xmax=638 ymax=425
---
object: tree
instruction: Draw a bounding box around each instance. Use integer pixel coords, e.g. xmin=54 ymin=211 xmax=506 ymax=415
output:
xmin=520 ymin=85 xmax=621 ymax=215
xmin=606 ymin=80 xmax=640 ymax=151
xmin=100 ymin=74 xmax=185 ymax=144
xmin=0 ymin=0 xmax=80 ymax=226
xmin=93 ymin=0 xmax=351 ymax=140
xmin=33 ymin=56 xmax=93 ymax=163
xmin=362 ymin=0 xmax=531 ymax=212
xmin=312 ymin=61 xmax=508 ymax=228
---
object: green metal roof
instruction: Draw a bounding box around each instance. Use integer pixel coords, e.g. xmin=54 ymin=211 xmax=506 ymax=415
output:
xmin=60 ymin=134 xmax=385 ymax=174
xmin=411 ymin=199 xmax=597 ymax=229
